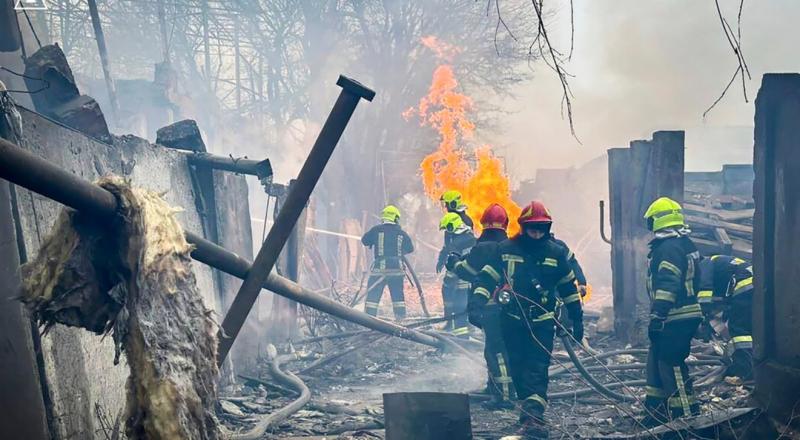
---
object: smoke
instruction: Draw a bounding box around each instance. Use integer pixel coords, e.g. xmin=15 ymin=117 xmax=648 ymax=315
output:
xmin=492 ymin=0 xmax=800 ymax=176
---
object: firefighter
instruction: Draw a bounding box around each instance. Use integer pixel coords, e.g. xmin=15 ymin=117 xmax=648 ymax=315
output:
xmin=445 ymin=203 xmax=516 ymax=406
xmin=642 ymin=197 xmax=703 ymax=426
xmin=361 ymin=205 xmax=414 ymax=320
xmin=697 ymin=255 xmax=754 ymax=380
xmin=472 ymin=201 xmax=583 ymax=438
xmin=550 ymin=233 xmax=589 ymax=301
xmin=437 ymin=212 xmax=476 ymax=337
xmin=440 ymin=190 xmax=474 ymax=229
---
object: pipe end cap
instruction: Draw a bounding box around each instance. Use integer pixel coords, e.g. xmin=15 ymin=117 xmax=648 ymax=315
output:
xmin=337 ymin=75 xmax=376 ymax=102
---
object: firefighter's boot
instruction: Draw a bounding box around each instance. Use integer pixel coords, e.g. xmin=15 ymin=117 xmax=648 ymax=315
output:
xmin=639 ymin=396 xmax=669 ymax=429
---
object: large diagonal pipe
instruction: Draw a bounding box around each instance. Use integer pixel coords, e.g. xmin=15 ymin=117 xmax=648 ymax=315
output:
xmin=0 ymin=138 xmax=442 ymax=353
xmin=217 ymin=76 xmax=375 ymax=364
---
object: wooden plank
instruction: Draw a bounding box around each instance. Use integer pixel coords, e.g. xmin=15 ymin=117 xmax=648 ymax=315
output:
xmin=714 ymin=227 xmax=733 ymax=255
xmin=683 ymin=202 xmax=754 ymax=222
xmin=685 ymin=214 xmax=753 ymax=236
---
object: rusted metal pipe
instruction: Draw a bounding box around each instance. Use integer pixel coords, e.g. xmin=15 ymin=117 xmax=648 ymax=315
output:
xmin=186 ymin=152 xmax=272 ymax=181
xmin=217 ymin=76 xmax=375 ymax=364
xmin=599 ymin=200 xmax=612 ymax=245
xmin=0 ymin=137 xmax=444 ymax=352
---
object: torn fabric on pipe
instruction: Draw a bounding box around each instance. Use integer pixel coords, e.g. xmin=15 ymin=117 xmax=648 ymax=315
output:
xmin=20 ymin=175 xmax=220 ymax=440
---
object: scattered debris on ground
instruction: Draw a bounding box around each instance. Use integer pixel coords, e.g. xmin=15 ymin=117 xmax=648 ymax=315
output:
xmin=217 ymin=296 xmax=753 ymax=439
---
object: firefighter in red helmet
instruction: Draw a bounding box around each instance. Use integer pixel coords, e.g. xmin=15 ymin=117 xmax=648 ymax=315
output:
xmin=472 ymin=201 xmax=583 ymax=438
xmin=446 ymin=203 xmax=515 ymax=407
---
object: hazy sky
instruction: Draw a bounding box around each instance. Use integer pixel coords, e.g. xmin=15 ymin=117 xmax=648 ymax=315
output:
xmin=493 ymin=0 xmax=800 ymax=179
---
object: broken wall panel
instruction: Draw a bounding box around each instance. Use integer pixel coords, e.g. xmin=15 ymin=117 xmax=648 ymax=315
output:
xmin=0 ymin=180 xmax=50 ymax=440
xmin=752 ymin=73 xmax=800 ymax=424
xmin=10 ymin=106 xmax=247 ymax=439
xmin=213 ymin=170 xmax=258 ymax=372
xmin=607 ymin=131 xmax=684 ymax=345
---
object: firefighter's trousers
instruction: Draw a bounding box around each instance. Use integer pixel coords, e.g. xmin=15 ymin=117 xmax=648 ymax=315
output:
xmin=364 ymin=273 xmax=405 ymax=319
xmin=442 ymin=273 xmax=470 ymax=337
xmin=727 ymin=291 xmax=753 ymax=379
xmin=501 ymin=314 xmax=555 ymax=423
xmin=482 ymin=303 xmax=516 ymax=402
xmin=645 ymin=318 xmax=702 ymax=419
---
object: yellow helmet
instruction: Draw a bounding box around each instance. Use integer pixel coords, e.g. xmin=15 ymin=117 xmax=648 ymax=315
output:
xmin=439 ymin=212 xmax=465 ymax=232
xmin=381 ymin=205 xmax=401 ymax=223
xmin=643 ymin=197 xmax=685 ymax=231
xmin=440 ymin=190 xmax=463 ymax=211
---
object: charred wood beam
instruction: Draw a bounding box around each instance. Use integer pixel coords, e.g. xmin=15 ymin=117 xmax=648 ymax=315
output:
xmin=216 ymin=76 xmax=376 ymax=364
xmin=0 ymin=137 xmax=444 ymax=355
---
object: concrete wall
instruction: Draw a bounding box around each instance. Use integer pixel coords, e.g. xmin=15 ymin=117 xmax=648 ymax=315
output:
xmin=8 ymin=107 xmax=253 ymax=439
xmin=752 ymin=73 xmax=800 ymax=424
xmin=607 ymin=131 xmax=685 ymax=345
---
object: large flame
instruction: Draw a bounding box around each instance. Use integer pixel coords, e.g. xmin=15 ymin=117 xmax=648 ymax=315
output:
xmin=406 ymin=38 xmax=521 ymax=235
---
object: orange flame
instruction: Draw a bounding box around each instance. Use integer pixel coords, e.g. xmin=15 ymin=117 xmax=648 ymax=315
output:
xmin=406 ymin=38 xmax=521 ymax=235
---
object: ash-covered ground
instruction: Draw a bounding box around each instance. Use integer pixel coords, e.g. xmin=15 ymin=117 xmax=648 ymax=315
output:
xmin=217 ymin=312 xmax=753 ymax=440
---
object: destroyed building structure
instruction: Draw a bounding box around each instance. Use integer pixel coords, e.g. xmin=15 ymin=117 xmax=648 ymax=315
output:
xmin=3 ymin=1 xmax=800 ymax=438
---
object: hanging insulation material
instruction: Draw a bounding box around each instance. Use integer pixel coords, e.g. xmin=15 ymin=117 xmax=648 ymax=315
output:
xmin=20 ymin=175 xmax=220 ymax=440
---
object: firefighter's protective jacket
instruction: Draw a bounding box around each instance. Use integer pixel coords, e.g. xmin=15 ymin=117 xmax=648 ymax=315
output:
xmin=362 ymin=222 xmax=414 ymax=275
xmin=697 ymin=255 xmax=753 ymax=306
xmin=550 ymin=235 xmax=587 ymax=286
xmin=472 ymin=235 xmax=582 ymax=324
xmin=449 ymin=207 xmax=474 ymax=229
xmin=647 ymin=230 xmax=703 ymax=322
xmin=452 ymin=229 xmax=507 ymax=283
xmin=437 ymin=230 xmax=476 ymax=273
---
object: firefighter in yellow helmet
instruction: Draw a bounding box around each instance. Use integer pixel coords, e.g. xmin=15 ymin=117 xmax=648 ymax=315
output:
xmin=440 ymin=190 xmax=474 ymax=229
xmin=361 ymin=205 xmax=414 ymax=320
xmin=437 ymin=212 xmax=476 ymax=337
xmin=642 ymin=197 xmax=702 ymax=426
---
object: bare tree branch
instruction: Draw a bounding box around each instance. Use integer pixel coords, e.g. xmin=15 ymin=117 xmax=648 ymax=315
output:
xmin=527 ymin=0 xmax=580 ymax=142
xmin=705 ymin=0 xmax=751 ymax=117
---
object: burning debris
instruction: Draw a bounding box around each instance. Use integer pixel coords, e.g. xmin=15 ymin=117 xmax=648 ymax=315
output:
xmin=20 ymin=176 xmax=220 ymax=439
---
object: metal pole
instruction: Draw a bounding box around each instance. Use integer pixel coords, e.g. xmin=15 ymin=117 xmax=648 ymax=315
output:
xmin=0 ymin=136 xmax=442 ymax=351
xmin=86 ymin=0 xmax=119 ymax=123
xmin=599 ymin=200 xmax=612 ymax=245
xmin=217 ymin=75 xmax=375 ymax=364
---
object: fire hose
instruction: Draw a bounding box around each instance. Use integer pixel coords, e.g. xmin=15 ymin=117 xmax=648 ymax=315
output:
xmin=230 ymin=345 xmax=311 ymax=440
xmin=560 ymin=335 xmax=639 ymax=402
xmin=403 ymin=255 xmax=430 ymax=317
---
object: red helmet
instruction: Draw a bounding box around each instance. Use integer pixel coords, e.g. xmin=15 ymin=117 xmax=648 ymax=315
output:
xmin=518 ymin=200 xmax=552 ymax=225
xmin=480 ymin=203 xmax=509 ymax=230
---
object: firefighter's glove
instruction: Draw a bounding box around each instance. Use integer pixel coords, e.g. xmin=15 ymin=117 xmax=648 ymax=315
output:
xmin=696 ymin=320 xmax=713 ymax=342
xmin=445 ymin=252 xmax=460 ymax=272
xmin=468 ymin=308 xmax=484 ymax=329
xmin=648 ymin=316 xmax=666 ymax=341
xmin=435 ymin=260 xmax=444 ymax=274
xmin=578 ymin=284 xmax=588 ymax=297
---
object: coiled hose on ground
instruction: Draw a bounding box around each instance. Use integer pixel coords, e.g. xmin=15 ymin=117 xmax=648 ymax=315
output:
xmin=560 ymin=335 xmax=639 ymax=402
xmin=231 ymin=345 xmax=311 ymax=440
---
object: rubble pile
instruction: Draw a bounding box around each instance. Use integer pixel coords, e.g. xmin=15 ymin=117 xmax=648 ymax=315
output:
xmin=684 ymin=192 xmax=754 ymax=259
xmin=217 ymin=322 xmax=753 ymax=439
